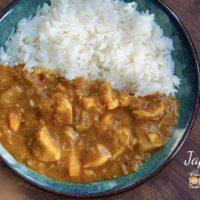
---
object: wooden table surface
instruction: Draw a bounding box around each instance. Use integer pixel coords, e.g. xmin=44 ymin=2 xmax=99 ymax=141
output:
xmin=0 ymin=0 xmax=199 ymax=199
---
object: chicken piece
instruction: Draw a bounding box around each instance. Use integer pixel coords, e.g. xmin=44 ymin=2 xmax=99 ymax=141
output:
xmin=135 ymin=125 xmax=162 ymax=152
xmin=75 ymin=110 xmax=92 ymax=131
xmin=158 ymin=114 xmax=168 ymax=129
xmin=111 ymin=147 xmax=125 ymax=161
xmin=20 ymin=70 xmax=46 ymax=96
xmin=82 ymin=96 xmax=104 ymax=112
xmin=99 ymin=82 xmax=119 ymax=110
xmin=82 ymin=97 xmax=97 ymax=110
xmin=40 ymin=93 xmax=73 ymax=125
xmin=84 ymin=144 xmax=111 ymax=168
xmin=132 ymin=102 xmax=165 ymax=120
xmin=148 ymin=132 xmax=163 ymax=149
xmin=112 ymin=128 xmax=137 ymax=160
xmin=136 ymin=131 xmax=153 ymax=152
xmin=64 ymin=127 xmax=79 ymax=143
xmin=119 ymin=93 xmax=132 ymax=107
xmin=55 ymin=94 xmax=73 ymax=125
xmin=111 ymin=137 xmax=138 ymax=161
xmin=9 ymin=112 xmax=22 ymax=132
xmin=32 ymin=126 xmax=60 ymax=162
xmin=115 ymin=128 xmax=136 ymax=149
xmin=73 ymin=77 xmax=91 ymax=96
xmin=129 ymin=97 xmax=147 ymax=110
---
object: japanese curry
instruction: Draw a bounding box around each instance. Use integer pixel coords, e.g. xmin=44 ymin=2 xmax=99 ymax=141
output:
xmin=0 ymin=65 xmax=179 ymax=183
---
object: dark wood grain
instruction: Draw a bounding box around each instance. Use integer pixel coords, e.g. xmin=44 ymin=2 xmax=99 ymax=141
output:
xmin=0 ymin=0 xmax=199 ymax=199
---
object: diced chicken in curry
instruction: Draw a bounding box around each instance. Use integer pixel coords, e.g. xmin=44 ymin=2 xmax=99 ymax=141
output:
xmin=0 ymin=65 xmax=179 ymax=183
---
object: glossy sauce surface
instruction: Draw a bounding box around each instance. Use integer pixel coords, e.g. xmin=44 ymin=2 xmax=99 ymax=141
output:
xmin=0 ymin=65 xmax=179 ymax=183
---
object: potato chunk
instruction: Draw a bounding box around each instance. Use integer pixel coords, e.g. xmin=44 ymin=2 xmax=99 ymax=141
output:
xmin=99 ymin=83 xmax=119 ymax=110
xmin=132 ymin=102 xmax=165 ymax=120
xmin=32 ymin=126 xmax=60 ymax=162
xmin=9 ymin=112 xmax=22 ymax=132
xmin=84 ymin=144 xmax=111 ymax=168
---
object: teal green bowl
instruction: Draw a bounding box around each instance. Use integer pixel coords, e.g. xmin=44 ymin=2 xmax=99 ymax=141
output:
xmin=0 ymin=0 xmax=199 ymax=197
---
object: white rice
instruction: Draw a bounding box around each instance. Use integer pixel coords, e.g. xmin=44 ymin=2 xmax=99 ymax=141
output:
xmin=0 ymin=0 xmax=180 ymax=96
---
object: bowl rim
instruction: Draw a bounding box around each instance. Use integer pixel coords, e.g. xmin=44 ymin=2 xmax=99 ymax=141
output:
xmin=0 ymin=0 xmax=199 ymax=198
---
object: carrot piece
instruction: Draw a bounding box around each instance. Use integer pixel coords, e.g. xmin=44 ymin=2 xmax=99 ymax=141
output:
xmin=68 ymin=146 xmax=81 ymax=177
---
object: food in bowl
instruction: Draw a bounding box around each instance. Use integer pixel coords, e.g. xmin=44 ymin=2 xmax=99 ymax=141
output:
xmin=0 ymin=0 xmax=180 ymax=183
xmin=0 ymin=65 xmax=178 ymax=182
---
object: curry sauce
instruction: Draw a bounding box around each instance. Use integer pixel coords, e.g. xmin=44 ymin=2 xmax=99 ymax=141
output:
xmin=0 ymin=65 xmax=179 ymax=183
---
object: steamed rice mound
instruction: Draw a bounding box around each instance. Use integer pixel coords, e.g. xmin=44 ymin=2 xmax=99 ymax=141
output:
xmin=0 ymin=0 xmax=180 ymax=96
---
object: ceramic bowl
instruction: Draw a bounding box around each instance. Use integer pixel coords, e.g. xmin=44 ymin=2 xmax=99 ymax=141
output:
xmin=0 ymin=0 xmax=199 ymax=197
